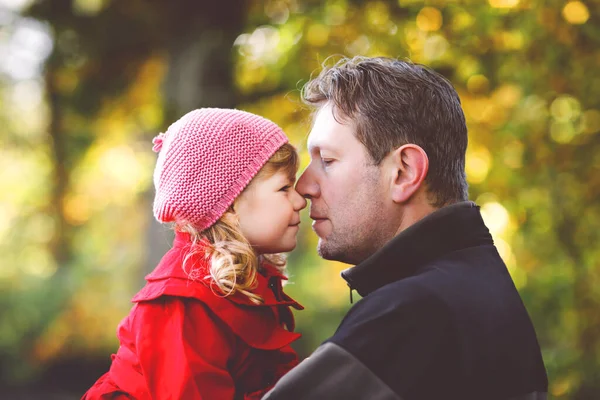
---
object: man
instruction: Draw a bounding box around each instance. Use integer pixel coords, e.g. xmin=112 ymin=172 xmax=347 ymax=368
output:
xmin=264 ymin=57 xmax=548 ymax=400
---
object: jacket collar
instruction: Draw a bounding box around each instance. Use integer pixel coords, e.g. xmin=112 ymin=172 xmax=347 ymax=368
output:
xmin=131 ymin=231 xmax=303 ymax=350
xmin=341 ymin=201 xmax=494 ymax=297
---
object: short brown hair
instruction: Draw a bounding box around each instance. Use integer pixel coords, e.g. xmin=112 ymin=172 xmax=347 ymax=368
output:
xmin=302 ymin=56 xmax=468 ymax=207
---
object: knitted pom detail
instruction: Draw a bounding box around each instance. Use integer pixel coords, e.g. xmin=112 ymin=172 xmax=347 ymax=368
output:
xmin=152 ymin=133 xmax=165 ymax=152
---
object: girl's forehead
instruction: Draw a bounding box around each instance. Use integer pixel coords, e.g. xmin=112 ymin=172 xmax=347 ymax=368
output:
xmin=270 ymin=169 xmax=295 ymax=182
xmin=253 ymin=168 xmax=293 ymax=187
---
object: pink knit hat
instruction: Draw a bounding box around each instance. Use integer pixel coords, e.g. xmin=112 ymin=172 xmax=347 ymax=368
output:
xmin=152 ymin=108 xmax=288 ymax=231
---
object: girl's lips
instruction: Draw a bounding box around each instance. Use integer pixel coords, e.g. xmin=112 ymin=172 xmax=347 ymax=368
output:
xmin=289 ymin=214 xmax=302 ymax=227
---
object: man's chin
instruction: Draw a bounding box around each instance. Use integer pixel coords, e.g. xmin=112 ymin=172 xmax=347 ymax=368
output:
xmin=317 ymin=239 xmax=342 ymax=261
xmin=318 ymin=239 xmax=369 ymax=265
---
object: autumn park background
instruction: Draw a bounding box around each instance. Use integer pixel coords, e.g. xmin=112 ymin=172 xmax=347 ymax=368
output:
xmin=0 ymin=0 xmax=598 ymax=398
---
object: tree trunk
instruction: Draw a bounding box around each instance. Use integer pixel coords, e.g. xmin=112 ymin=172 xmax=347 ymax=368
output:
xmin=143 ymin=0 xmax=247 ymax=274
xmin=46 ymin=56 xmax=71 ymax=269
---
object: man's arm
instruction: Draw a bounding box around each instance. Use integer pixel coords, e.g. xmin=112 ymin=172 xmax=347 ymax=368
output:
xmin=262 ymin=342 xmax=402 ymax=400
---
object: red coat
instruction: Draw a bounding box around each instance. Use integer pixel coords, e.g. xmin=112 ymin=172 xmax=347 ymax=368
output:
xmin=83 ymin=232 xmax=303 ymax=400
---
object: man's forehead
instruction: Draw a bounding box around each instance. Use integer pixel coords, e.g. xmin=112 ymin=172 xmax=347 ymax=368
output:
xmin=307 ymin=105 xmax=350 ymax=152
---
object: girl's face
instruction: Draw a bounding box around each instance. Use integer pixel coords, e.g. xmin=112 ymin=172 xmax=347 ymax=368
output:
xmin=234 ymin=169 xmax=307 ymax=254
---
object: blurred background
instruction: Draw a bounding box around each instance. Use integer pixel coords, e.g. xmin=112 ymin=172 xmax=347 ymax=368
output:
xmin=0 ymin=0 xmax=598 ymax=398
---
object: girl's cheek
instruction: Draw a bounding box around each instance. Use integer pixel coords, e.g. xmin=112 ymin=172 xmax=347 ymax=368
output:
xmin=288 ymin=195 xmax=296 ymax=208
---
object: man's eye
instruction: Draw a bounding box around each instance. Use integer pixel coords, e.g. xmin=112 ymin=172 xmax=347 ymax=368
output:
xmin=322 ymin=159 xmax=334 ymax=167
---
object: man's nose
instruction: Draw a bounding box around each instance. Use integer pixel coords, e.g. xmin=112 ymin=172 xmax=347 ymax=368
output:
xmin=295 ymin=165 xmax=320 ymax=200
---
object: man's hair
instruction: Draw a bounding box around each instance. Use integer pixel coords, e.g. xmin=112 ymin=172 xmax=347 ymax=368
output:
xmin=302 ymin=56 xmax=469 ymax=207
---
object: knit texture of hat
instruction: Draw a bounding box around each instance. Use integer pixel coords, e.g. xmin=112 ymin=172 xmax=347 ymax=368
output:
xmin=152 ymin=108 xmax=288 ymax=231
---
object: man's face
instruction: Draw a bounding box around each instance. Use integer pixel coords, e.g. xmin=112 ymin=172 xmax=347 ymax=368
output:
xmin=296 ymin=103 xmax=393 ymax=265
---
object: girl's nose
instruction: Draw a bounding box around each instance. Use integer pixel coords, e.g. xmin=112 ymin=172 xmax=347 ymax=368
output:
xmin=292 ymin=189 xmax=307 ymax=211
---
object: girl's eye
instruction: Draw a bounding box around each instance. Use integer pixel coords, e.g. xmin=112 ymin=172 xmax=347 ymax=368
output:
xmin=322 ymin=158 xmax=334 ymax=167
xmin=279 ymin=185 xmax=291 ymax=192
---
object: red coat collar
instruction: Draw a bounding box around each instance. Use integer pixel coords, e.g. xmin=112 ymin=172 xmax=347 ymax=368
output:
xmin=131 ymin=231 xmax=303 ymax=350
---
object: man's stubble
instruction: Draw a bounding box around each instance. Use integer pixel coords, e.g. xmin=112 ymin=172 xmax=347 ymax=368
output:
xmin=317 ymin=167 xmax=393 ymax=265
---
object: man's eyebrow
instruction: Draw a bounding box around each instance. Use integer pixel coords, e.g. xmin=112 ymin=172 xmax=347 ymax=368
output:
xmin=308 ymin=140 xmax=337 ymax=154
xmin=306 ymin=141 xmax=319 ymax=154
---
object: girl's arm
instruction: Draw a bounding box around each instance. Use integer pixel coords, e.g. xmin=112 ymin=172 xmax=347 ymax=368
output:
xmin=242 ymin=344 xmax=298 ymax=400
xmin=133 ymin=296 xmax=236 ymax=399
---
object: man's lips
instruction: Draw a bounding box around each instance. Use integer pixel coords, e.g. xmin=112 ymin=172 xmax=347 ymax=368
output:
xmin=311 ymin=217 xmax=328 ymax=228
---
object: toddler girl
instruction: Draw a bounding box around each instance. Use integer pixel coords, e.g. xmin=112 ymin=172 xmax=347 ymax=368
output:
xmin=83 ymin=108 xmax=307 ymax=399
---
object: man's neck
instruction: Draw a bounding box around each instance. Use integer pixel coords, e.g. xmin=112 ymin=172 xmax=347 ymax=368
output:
xmin=394 ymin=194 xmax=439 ymax=237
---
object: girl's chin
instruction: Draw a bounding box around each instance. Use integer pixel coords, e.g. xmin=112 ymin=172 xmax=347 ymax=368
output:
xmin=254 ymin=241 xmax=297 ymax=255
xmin=274 ymin=243 xmax=297 ymax=254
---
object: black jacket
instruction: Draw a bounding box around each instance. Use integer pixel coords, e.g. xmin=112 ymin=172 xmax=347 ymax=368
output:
xmin=264 ymin=202 xmax=548 ymax=400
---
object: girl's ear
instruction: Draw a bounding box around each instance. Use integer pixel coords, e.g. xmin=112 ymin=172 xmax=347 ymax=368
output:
xmin=389 ymin=144 xmax=429 ymax=204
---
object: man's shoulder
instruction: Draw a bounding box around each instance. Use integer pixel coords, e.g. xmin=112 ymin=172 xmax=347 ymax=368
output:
xmin=325 ymin=275 xmax=459 ymax=399
xmin=332 ymin=276 xmax=452 ymax=347
xmin=350 ymin=270 xmax=450 ymax=317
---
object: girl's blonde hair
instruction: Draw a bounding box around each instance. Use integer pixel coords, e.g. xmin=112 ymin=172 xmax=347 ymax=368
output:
xmin=175 ymin=143 xmax=299 ymax=304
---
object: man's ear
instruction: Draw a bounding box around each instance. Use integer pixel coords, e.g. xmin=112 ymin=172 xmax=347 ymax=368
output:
xmin=388 ymin=144 xmax=429 ymax=204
